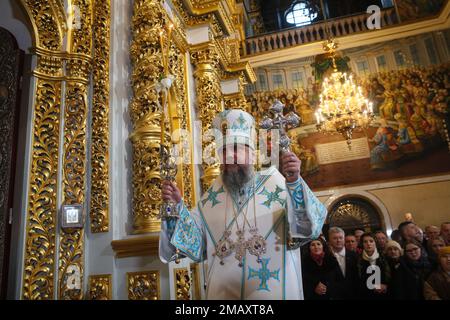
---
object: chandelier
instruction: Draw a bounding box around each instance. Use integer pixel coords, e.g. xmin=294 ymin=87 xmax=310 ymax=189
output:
xmin=315 ymin=39 xmax=374 ymax=149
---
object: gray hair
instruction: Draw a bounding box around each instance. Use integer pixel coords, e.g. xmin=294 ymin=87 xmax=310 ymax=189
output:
xmin=328 ymin=226 xmax=345 ymax=237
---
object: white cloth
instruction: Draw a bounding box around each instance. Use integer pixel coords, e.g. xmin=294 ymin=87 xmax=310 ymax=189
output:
xmin=333 ymin=248 xmax=346 ymax=276
xmin=159 ymin=166 xmax=327 ymax=300
xmin=362 ymin=249 xmax=380 ymax=266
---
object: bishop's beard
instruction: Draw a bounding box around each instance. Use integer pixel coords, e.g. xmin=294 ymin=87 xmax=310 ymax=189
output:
xmin=221 ymin=165 xmax=255 ymax=193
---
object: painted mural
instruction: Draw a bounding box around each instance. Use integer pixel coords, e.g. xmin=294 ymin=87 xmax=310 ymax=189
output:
xmin=247 ymin=32 xmax=450 ymax=190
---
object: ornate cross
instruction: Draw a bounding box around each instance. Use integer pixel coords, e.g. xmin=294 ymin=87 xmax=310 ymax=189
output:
xmin=258 ymin=186 xmax=287 ymax=208
xmin=201 ymin=186 xmax=225 ymax=207
xmin=248 ymin=258 xmax=280 ymax=291
xmin=260 ymin=100 xmax=301 ymax=153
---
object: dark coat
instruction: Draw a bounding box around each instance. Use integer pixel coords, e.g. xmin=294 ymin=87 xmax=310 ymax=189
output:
xmin=301 ymin=253 xmax=339 ymax=300
xmin=356 ymin=254 xmax=391 ymax=300
xmin=327 ymin=250 xmax=359 ymax=300
xmin=390 ymin=256 xmax=432 ymax=300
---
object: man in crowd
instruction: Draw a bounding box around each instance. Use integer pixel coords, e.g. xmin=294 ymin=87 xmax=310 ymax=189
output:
xmin=345 ymin=234 xmax=358 ymax=253
xmin=398 ymin=221 xmax=419 ymax=246
xmin=425 ymin=225 xmax=440 ymax=241
xmin=441 ymin=222 xmax=450 ymax=246
xmin=375 ymin=230 xmax=388 ymax=252
xmin=328 ymin=227 xmax=358 ymax=299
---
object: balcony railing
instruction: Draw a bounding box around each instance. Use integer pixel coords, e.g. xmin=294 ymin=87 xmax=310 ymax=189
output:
xmin=243 ymin=8 xmax=398 ymax=57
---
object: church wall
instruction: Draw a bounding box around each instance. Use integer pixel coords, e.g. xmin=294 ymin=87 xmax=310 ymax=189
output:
xmin=369 ymin=178 xmax=450 ymax=229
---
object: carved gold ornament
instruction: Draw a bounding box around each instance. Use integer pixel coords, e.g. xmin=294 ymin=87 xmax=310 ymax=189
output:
xmin=127 ymin=271 xmax=160 ymax=300
xmin=90 ymin=0 xmax=111 ymax=233
xmin=88 ymin=274 xmax=112 ymax=300
xmin=174 ymin=268 xmax=191 ymax=300
xmin=20 ymin=0 xmax=111 ymax=300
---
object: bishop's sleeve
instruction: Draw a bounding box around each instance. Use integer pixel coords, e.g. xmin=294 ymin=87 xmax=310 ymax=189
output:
xmin=159 ymin=201 xmax=206 ymax=263
xmin=285 ymin=177 xmax=327 ymax=241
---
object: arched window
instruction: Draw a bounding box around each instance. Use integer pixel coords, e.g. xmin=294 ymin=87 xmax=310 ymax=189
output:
xmin=326 ymin=197 xmax=384 ymax=234
xmin=285 ymin=1 xmax=318 ymax=27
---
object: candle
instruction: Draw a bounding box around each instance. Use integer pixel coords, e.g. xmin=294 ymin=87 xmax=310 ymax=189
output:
xmin=315 ymin=111 xmax=320 ymax=124
xmin=160 ymin=98 xmax=166 ymax=145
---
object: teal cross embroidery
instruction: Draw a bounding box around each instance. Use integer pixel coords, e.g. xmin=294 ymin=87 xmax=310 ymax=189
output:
xmin=231 ymin=114 xmax=249 ymax=131
xmin=201 ymin=186 xmax=225 ymax=207
xmin=259 ymin=185 xmax=286 ymax=208
xmin=248 ymin=258 xmax=280 ymax=291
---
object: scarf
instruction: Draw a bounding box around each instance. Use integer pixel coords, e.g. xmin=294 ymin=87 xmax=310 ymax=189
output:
xmin=310 ymin=251 xmax=325 ymax=266
xmin=362 ymin=249 xmax=380 ymax=265
xmin=405 ymin=255 xmax=431 ymax=274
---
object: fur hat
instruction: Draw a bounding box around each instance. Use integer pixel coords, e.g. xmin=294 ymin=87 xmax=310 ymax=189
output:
xmin=384 ymin=240 xmax=404 ymax=255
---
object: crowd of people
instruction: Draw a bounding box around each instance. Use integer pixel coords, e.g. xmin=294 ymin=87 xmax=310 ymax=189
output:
xmin=300 ymin=221 xmax=450 ymax=300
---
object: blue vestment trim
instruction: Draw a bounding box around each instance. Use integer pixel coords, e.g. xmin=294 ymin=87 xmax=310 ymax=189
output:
xmin=170 ymin=203 xmax=203 ymax=262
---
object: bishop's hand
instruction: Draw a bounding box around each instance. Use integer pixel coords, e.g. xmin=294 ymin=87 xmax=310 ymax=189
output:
xmin=161 ymin=180 xmax=182 ymax=204
xmin=281 ymin=152 xmax=301 ymax=183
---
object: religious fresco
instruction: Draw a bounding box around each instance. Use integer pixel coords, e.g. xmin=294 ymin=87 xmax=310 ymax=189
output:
xmin=247 ymin=36 xmax=450 ymax=190
xmin=397 ymin=0 xmax=445 ymax=22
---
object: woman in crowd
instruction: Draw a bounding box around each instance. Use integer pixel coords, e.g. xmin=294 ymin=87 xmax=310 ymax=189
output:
xmin=356 ymin=233 xmax=390 ymax=299
xmin=301 ymin=238 xmax=339 ymax=300
xmin=427 ymin=237 xmax=446 ymax=269
xmin=391 ymin=240 xmax=432 ymax=299
xmin=384 ymin=240 xmax=403 ymax=271
xmin=424 ymin=246 xmax=450 ymax=300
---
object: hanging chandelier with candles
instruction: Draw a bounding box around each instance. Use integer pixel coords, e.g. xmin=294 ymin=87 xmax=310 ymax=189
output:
xmin=315 ymin=38 xmax=375 ymax=149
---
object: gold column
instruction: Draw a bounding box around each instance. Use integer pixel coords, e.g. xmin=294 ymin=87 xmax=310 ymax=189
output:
xmin=22 ymin=63 xmax=63 ymax=300
xmin=190 ymin=43 xmax=223 ymax=192
xmin=58 ymin=0 xmax=93 ymax=300
xmin=19 ymin=0 xmax=66 ymax=300
xmin=129 ymin=0 xmax=166 ymax=233
xmin=168 ymin=41 xmax=197 ymax=210
xmin=90 ymin=0 xmax=111 ymax=233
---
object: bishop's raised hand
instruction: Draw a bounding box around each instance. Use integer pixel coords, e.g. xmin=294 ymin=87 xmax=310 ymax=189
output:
xmin=161 ymin=180 xmax=182 ymax=204
xmin=281 ymin=151 xmax=301 ymax=183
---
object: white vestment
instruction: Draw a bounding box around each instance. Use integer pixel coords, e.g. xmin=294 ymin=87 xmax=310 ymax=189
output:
xmin=159 ymin=166 xmax=327 ymax=300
